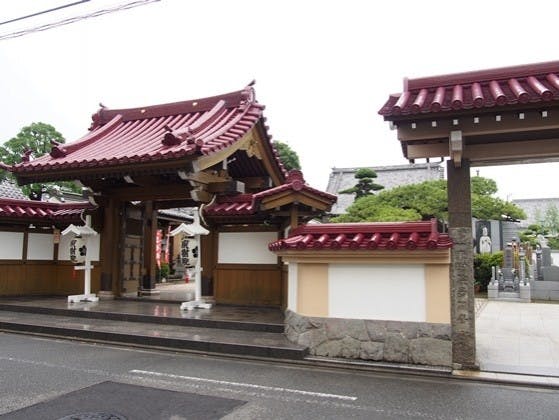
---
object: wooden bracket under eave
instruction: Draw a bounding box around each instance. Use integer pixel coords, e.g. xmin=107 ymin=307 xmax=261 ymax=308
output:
xmin=190 ymin=188 xmax=214 ymax=203
xmin=178 ymin=169 xmax=232 ymax=185
xmin=449 ymin=130 xmax=463 ymax=168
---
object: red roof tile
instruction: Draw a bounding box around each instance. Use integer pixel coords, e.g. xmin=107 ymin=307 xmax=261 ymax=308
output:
xmin=0 ymin=198 xmax=93 ymax=223
xmin=203 ymin=171 xmax=336 ymax=217
xmin=10 ymin=86 xmax=276 ymax=177
xmin=203 ymin=194 xmax=255 ymax=216
xmin=268 ymin=219 xmax=452 ymax=251
xmin=379 ymin=61 xmax=559 ymax=118
xmin=253 ymin=170 xmax=337 ymax=203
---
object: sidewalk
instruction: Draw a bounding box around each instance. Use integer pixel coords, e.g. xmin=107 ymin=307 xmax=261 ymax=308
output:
xmin=475 ymin=298 xmax=559 ymax=377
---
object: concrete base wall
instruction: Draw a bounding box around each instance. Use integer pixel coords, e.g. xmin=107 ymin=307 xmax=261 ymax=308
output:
xmin=285 ymin=310 xmax=452 ymax=367
xmin=531 ymin=280 xmax=559 ymax=300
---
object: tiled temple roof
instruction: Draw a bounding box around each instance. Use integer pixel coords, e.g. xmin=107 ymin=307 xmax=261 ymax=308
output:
xmin=254 ymin=170 xmax=336 ymax=202
xmin=379 ymin=61 xmax=559 ymax=118
xmin=9 ymin=85 xmax=285 ymax=179
xmin=203 ymin=170 xmax=336 ymax=217
xmin=0 ymin=198 xmax=93 ymax=223
xmin=0 ymin=180 xmax=27 ymax=200
xmin=268 ymin=219 xmax=452 ymax=251
xmin=204 ymin=194 xmax=255 ymax=216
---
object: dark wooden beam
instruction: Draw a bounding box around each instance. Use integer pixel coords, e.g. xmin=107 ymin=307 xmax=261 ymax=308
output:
xmin=238 ymin=176 xmax=270 ymax=190
xmin=99 ymin=183 xmax=192 ymax=201
xmin=154 ymin=199 xmax=198 ymax=210
xmin=396 ymin=108 xmax=559 ymax=142
xmin=206 ymin=180 xmax=245 ymax=194
xmin=406 ymin=136 xmax=559 ymax=163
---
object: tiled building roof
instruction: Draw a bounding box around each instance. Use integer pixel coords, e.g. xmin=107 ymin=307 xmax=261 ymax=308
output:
xmin=204 ymin=194 xmax=255 ymax=216
xmin=0 ymin=179 xmax=27 ymax=200
xmin=9 ymin=85 xmax=286 ymax=182
xmin=254 ymin=170 xmax=336 ymax=203
xmin=0 ymin=198 xmax=93 ymax=224
xmin=204 ymin=170 xmax=336 ymax=217
xmin=379 ymin=61 xmax=559 ymax=118
xmin=268 ymin=219 xmax=452 ymax=251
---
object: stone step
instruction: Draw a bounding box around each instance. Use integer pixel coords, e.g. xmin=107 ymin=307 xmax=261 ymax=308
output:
xmin=0 ymin=301 xmax=284 ymax=333
xmin=0 ymin=310 xmax=307 ymax=360
xmin=499 ymin=292 xmax=521 ymax=298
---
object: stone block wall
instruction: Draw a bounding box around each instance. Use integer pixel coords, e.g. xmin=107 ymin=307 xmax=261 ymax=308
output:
xmin=531 ymin=280 xmax=559 ymax=300
xmin=285 ymin=310 xmax=452 ymax=367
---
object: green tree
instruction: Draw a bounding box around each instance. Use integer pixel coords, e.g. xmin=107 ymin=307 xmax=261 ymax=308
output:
xmin=273 ymin=141 xmax=301 ymax=171
xmin=0 ymin=122 xmax=79 ymax=198
xmin=333 ymin=176 xmax=526 ymax=223
xmin=339 ymin=168 xmax=384 ymax=199
xmin=519 ymin=224 xmax=558 ymax=248
xmin=333 ymin=195 xmax=421 ymax=222
xmin=0 ymin=122 xmax=64 ymax=166
xmin=534 ymin=207 xmax=544 ymax=226
xmin=544 ymin=204 xmax=559 ymax=235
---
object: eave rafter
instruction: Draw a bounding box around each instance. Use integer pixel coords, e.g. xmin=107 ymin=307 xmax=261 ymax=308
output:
xmin=393 ymin=107 xmax=559 ymax=165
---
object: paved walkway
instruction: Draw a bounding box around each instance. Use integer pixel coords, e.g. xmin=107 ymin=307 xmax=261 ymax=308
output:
xmin=476 ymin=298 xmax=559 ymax=376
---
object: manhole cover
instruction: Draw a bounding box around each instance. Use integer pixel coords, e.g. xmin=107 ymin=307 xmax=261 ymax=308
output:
xmin=58 ymin=413 xmax=127 ymax=420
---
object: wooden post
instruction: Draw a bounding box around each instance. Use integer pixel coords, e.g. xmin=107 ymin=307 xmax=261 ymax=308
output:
xmin=447 ymin=159 xmax=477 ymax=369
xmin=290 ymin=204 xmax=299 ymax=231
xmin=100 ymin=196 xmax=120 ymax=297
xmin=141 ymin=200 xmax=157 ymax=292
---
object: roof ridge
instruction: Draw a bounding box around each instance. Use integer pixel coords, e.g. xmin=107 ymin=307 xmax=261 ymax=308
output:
xmin=269 ymin=219 xmax=451 ymax=252
xmin=92 ymin=89 xmax=249 ymax=127
xmin=407 ymin=60 xmax=559 ymax=91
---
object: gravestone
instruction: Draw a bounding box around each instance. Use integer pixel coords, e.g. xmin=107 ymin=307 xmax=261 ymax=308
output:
xmin=535 ymin=246 xmax=543 ymax=281
xmin=501 ymin=244 xmax=516 ymax=292
xmin=542 ymin=247 xmax=553 ymax=267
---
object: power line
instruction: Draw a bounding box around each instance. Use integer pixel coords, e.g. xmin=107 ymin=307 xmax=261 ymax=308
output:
xmin=0 ymin=0 xmax=160 ymax=41
xmin=0 ymin=1 xmax=91 ymax=26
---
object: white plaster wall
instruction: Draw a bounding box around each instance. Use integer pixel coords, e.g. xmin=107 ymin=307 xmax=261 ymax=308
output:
xmin=218 ymin=232 xmax=278 ymax=264
xmin=328 ymin=263 xmax=426 ymax=322
xmin=58 ymin=234 xmax=100 ymax=261
xmin=287 ymin=262 xmax=298 ymax=311
xmin=27 ymin=233 xmax=54 ymax=260
xmin=0 ymin=232 xmax=23 ymax=259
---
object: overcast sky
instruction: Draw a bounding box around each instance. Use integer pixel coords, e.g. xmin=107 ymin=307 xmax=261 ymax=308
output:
xmin=1 ymin=0 xmax=558 ymax=199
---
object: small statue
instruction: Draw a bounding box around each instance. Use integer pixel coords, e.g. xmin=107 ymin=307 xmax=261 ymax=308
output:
xmin=536 ymin=234 xmax=549 ymax=248
xmin=479 ymin=226 xmax=491 ymax=254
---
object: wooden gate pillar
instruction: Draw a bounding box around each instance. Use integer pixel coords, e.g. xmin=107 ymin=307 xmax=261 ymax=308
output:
xmin=100 ymin=196 xmax=122 ymax=298
xmin=141 ymin=200 xmax=157 ymax=293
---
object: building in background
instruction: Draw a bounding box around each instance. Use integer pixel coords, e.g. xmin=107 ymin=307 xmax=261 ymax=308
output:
xmin=513 ymin=198 xmax=559 ymax=228
xmin=326 ymin=163 xmax=444 ymax=215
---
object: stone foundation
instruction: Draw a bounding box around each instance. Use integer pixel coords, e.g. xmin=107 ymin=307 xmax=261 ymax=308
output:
xmin=285 ymin=310 xmax=452 ymax=367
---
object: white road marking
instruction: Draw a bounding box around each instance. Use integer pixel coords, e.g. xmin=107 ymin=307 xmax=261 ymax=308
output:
xmin=129 ymin=369 xmax=358 ymax=401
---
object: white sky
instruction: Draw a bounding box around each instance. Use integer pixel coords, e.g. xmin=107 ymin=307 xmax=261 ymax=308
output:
xmin=1 ymin=0 xmax=558 ymax=200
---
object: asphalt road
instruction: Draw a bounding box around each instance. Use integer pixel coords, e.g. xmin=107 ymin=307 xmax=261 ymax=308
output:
xmin=1 ymin=332 xmax=558 ymax=419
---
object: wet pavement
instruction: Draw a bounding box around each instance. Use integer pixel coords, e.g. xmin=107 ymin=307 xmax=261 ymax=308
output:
xmin=0 ymin=282 xmax=285 ymax=328
xmin=0 ymin=296 xmax=284 ymax=330
xmin=4 ymin=292 xmax=559 ymax=387
xmin=476 ymin=298 xmax=559 ymax=377
xmin=0 ymin=309 xmax=304 ymax=359
xmin=0 ymin=294 xmax=305 ymax=360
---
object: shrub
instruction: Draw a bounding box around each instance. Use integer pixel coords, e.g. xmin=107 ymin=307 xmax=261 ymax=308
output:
xmin=157 ymin=262 xmax=170 ymax=280
xmin=474 ymin=252 xmax=503 ymax=292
